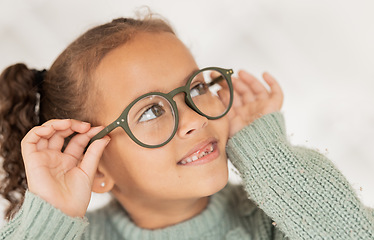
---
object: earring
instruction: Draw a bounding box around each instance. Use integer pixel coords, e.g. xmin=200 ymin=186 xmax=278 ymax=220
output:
xmin=100 ymin=182 xmax=105 ymax=188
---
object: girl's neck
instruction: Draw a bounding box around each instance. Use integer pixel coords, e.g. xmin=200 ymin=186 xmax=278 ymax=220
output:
xmin=114 ymin=193 xmax=210 ymax=229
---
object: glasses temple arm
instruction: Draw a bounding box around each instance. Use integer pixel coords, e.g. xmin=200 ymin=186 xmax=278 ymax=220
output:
xmin=208 ymin=76 xmax=224 ymax=87
xmin=85 ymin=122 xmax=118 ymax=150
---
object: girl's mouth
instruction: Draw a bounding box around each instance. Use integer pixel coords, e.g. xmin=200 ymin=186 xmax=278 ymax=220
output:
xmin=177 ymin=141 xmax=218 ymax=166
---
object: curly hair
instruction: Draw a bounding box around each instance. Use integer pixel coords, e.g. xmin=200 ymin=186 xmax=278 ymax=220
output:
xmin=0 ymin=15 xmax=174 ymax=220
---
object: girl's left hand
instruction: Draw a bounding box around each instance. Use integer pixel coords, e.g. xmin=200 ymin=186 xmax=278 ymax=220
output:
xmin=221 ymin=70 xmax=284 ymax=138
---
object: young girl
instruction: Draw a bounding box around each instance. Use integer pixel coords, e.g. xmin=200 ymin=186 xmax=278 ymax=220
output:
xmin=0 ymin=15 xmax=373 ymax=239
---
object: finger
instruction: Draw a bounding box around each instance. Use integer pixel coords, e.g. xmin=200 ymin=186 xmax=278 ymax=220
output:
xmin=47 ymin=128 xmax=74 ymax=150
xmin=21 ymin=125 xmax=55 ymax=156
xmin=217 ymin=88 xmax=230 ymax=105
xmin=232 ymin=88 xmax=243 ymax=108
xmin=42 ymin=119 xmax=72 ymax=150
xmin=232 ymin=78 xmax=256 ymax=102
xmin=210 ymin=70 xmax=221 ymax=79
xmin=213 ymin=72 xmax=229 ymax=90
xmin=43 ymin=119 xmax=90 ymax=133
xmin=42 ymin=119 xmax=71 ymax=129
xmin=47 ymin=120 xmax=91 ymax=150
xmin=263 ymin=72 xmax=284 ymax=109
xmin=238 ymin=70 xmax=269 ymax=99
xmin=218 ymin=78 xmax=229 ymax=91
xmin=79 ymin=137 xmax=111 ymax=183
xmin=64 ymin=126 xmax=105 ymax=160
xmin=263 ymin=72 xmax=284 ymax=100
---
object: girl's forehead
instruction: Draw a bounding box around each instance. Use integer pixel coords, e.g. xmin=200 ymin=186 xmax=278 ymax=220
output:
xmin=96 ymin=32 xmax=197 ymax=86
xmin=94 ymin=32 xmax=198 ymax=118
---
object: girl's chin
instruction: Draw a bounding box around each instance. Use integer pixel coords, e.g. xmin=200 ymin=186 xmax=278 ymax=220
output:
xmin=199 ymin=167 xmax=229 ymax=197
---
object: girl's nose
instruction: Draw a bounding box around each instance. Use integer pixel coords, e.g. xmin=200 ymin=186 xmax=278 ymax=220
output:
xmin=175 ymin=96 xmax=208 ymax=138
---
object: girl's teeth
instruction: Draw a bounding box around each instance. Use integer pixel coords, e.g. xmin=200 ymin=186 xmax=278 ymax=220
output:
xmin=179 ymin=143 xmax=215 ymax=165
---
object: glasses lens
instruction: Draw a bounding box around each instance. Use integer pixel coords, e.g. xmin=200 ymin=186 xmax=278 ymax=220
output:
xmin=189 ymin=69 xmax=230 ymax=118
xmin=127 ymin=95 xmax=175 ymax=146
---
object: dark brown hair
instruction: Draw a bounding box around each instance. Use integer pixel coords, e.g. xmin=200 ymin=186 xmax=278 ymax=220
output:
xmin=0 ymin=15 xmax=174 ymax=220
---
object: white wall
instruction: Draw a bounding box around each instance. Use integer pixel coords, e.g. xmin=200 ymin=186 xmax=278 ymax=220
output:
xmin=1 ymin=0 xmax=373 ymax=223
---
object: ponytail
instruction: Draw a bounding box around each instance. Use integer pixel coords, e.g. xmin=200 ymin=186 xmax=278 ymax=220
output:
xmin=0 ymin=63 xmax=43 ymax=220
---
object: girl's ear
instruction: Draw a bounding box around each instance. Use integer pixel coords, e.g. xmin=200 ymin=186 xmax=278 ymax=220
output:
xmin=92 ymin=163 xmax=115 ymax=194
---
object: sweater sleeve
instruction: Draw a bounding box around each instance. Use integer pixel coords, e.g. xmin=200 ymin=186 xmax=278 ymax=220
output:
xmin=0 ymin=191 xmax=88 ymax=240
xmin=226 ymin=112 xmax=374 ymax=239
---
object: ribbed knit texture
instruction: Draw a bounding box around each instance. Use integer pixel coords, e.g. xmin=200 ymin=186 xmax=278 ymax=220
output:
xmin=1 ymin=112 xmax=373 ymax=239
xmin=0 ymin=191 xmax=88 ymax=239
xmin=226 ymin=112 xmax=374 ymax=239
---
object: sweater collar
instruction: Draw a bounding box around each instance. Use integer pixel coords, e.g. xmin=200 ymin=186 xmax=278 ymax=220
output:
xmin=105 ymin=184 xmax=238 ymax=239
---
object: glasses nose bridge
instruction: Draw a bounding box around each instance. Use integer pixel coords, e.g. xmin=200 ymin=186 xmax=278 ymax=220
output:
xmin=168 ymin=85 xmax=190 ymax=106
xmin=168 ymin=85 xmax=188 ymax=99
xmin=167 ymin=85 xmax=196 ymax=112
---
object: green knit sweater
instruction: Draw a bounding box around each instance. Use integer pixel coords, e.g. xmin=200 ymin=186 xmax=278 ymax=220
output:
xmin=1 ymin=112 xmax=373 ymax=239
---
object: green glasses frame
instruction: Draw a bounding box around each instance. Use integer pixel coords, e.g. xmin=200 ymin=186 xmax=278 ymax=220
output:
xmin=88 ymin=67 xmax=234 ymax=148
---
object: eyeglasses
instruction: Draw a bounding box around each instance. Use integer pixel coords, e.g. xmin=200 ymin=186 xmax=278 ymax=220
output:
xmin=88 ymin=67 xmax=234 ymax=148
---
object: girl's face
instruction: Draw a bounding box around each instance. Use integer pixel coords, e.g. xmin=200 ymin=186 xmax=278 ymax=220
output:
xmin=94 ymin=32 xmax=229 ymax=206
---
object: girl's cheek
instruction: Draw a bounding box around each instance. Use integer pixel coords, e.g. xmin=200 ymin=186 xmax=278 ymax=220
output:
xmin=221 ymin=116 xmax=230 ymax=135
xmin=213 ymin=117 xmax=230 ymax=142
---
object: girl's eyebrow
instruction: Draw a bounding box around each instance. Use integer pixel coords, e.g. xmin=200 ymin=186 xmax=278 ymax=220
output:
xmin=181 ymin=68 xmax=200 ymax=85
xmin=144 ymin=68 xmax=200 ymax=93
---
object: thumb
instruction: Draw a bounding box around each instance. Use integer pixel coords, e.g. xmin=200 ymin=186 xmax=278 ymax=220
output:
xmin=79 ymin=137 xmax=110 ymax=183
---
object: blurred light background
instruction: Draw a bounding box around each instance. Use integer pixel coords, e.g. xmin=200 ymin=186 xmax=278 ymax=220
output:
xmin=1 ymin=0 xmax=373 ymax=224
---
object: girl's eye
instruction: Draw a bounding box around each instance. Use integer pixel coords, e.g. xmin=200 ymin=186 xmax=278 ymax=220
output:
xmin=190 ymin=82 xmax=208 ymax=98
xmin=138 ymin=104 xmax=165 ymax=123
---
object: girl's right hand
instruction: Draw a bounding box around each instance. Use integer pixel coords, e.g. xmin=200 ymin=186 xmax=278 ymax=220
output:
xmin=21 ymin=119 xmax=110 ymax=218
xmin=219 ymin=70 xmax=283 ymax=138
